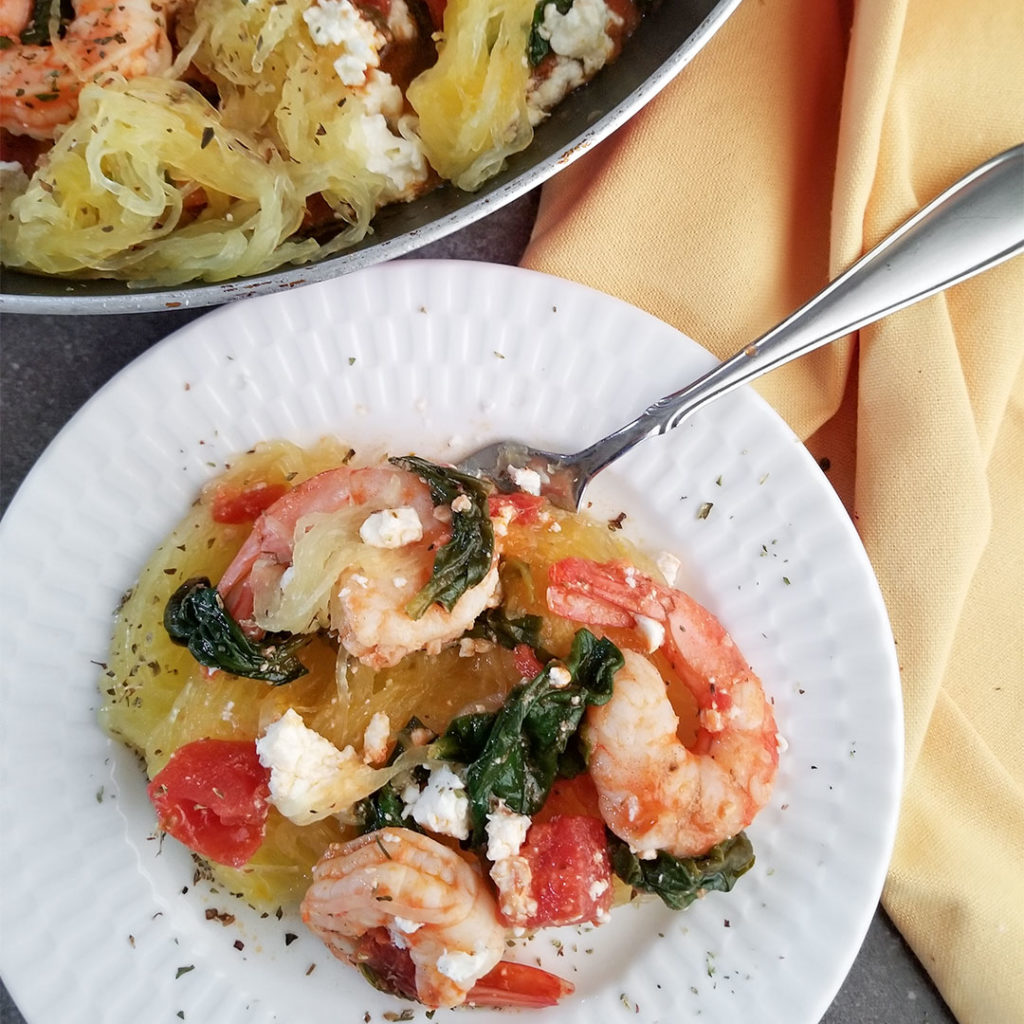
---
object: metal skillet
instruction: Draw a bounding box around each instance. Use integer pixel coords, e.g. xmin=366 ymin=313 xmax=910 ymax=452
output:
xmin=0 ymin=0 xmax=740 ymax=314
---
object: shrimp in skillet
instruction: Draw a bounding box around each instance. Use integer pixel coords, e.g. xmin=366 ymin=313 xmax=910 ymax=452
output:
xmin=301 ymin=827 xmax=573 ymax=1008
xmin=0 ymin=0 xmax=33 ymax=39
xmin=547 ymin=557 xmax=780 ymax=858
xmin=217 ymin=463 xmax=501 ymax=669
xmin=0 ymin=0 xmax=173 ymax=139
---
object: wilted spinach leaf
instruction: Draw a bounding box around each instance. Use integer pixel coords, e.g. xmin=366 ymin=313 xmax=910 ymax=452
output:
xmin=164 ymin=577 xmax=308 ymax=684
xmin=608 ymin=831 xmax=755 ymax=910
xmin=17 ymin=0 xmax=58 ymax=44
xmin=389 ymin=456 xmax=495 ymax=619
xmin=467 ymin=607 xmax=546 ymax=654
xmin=356 ymin=778 xmax=422 ymax=833
xmin=528 ymin=0 xmax=574 ymax=65
xmin=435 ymin=628 xmax=622 ymax=844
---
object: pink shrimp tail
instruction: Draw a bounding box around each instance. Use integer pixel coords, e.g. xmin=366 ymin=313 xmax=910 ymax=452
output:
xmin=546 ymin=557 xmax=670 ymax=626
xmin=216 ymin=531 xmax=262 ymax=623
xmin=548 ymin=558 xmax=762 ymax=723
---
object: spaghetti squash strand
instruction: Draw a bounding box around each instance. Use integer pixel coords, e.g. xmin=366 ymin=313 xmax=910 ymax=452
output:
xmin=1 ymin=78 xmax=315 ymax=283
xmin=407 ymin=0 xmax=536 ymax=190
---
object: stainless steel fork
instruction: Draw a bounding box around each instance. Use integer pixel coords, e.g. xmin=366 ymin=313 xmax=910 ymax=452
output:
xmin=457 ymin=144 xmax=1024 ymax=509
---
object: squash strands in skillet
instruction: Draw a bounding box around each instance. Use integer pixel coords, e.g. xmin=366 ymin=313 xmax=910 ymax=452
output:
xmin=0 ymin=0 xmax=643 ymax=285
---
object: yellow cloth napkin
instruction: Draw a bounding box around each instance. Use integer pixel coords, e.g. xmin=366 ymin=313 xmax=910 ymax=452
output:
xmin=520 ymin=1 xmax=1024 ymax=1020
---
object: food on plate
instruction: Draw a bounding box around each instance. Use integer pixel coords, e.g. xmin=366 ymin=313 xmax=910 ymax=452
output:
xmin=548 ymin=558 xmax=780 ymax=858
xmin=99 ymin=439 xmax=780 ymax=1008
xmin=0 ymin=0 xmax=644 ymax=284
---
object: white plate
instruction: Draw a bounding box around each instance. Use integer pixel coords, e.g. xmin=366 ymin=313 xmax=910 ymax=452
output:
xmin=0 ymin=260 xmax=902 ymax=1024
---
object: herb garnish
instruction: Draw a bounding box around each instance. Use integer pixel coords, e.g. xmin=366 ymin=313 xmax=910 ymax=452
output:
xmin=163 ymin=577 xmax=309 ymax=684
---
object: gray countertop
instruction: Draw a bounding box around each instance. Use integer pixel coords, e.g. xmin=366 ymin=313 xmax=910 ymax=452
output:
xmin=0 ymin=193 xmax=956 ymax=1024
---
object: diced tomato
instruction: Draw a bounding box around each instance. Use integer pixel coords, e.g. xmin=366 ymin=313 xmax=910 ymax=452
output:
xmin=356 ymin=0 xmax=392 ymax=17
xmin=353 ymin=928 xmax=418 ymax=1001
xmin=468 ymin=961 xmax=575 ymax=1008
xmin=532 ymin=772 xmax=603 ymax=824
xmin=515 ymin=815 xmax=613 ymax=929
xmin=147 ymin=738 xmax=271 ymax=867
xmin=421 ymin=0 xmax=447 ymax=30
xmin=488 ymin=491 xmax=547 ymax=525
xmin=211 ymin=482 xmax=289 ymax=524
xmin=512 ymin=643 xmax=544 ymax=679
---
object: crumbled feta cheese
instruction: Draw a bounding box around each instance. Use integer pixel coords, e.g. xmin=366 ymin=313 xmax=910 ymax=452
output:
xmin=451 ymin=493 xmax=472 ymax=513
xmin=702 ymin=707 xmax=725 ymax=733
xmin=386 ymin=0 xmax=417 ymax=41
xmin=359 ymin=506 xmax=423 ymax=548
xmin=402 ymin=764 xmax=471 ymax=840
xmin=485 ymin=803 xmax=532 ymax=862
xmin=436 ymin=947 xmax=496 ymax=985
xmin=362 ymin=710 xmax=391 ymax=765
xmin=392 ymin=915 xmax=423 ymax=934
xmin=400 ymin=777 xmax=422 ymax=805
xmin=490 ymin=855 xmax=537 ymax=923
xmin=527 ymin=55 xmax=586 ymax=125
xmin=459 ymin=636 xmax=494 ymax=657
xmin=776 ymin=731 xmax=789 ymax=753
xmin=360 ymin=69 xmax=402 ymax=118
xmin=303 ymin=0 xmax=384 ymax=87
xmin=548 ymin=664 xmax=572 ymax=689
xmin=635 ymin=614 xmax=665 ymax=654
xmin=486 ymin=804 xmax=536 ymax=924
xmin=506 ymin=465 xmax=542 ymax=496
xmin=490 ymin=503 xmax=514 ymax=537
xmin=409 ymin=726 xmax=434 ymax=747
xmin=537 ymin=0 xmax=619 ymax=74
xmin=341 ymin=70 xmax=429 ymax=199
xmin=256 ymin=708 xmax=361 ymax=822
xmin=387 ymin=914 xmax=426 ymax=949
xmin=357 ymin=112 xmax=429 ymax=198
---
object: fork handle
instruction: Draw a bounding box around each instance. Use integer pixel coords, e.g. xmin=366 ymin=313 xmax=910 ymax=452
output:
xmin=574 ymin=143 xmax=1024 ymax=478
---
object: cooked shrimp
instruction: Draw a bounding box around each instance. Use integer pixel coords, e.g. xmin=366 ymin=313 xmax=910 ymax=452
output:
xmin=0 ymin=0 xmax=32 ymax=38
xmin=301 ymin=827 xmax=507 ymax=1008
xmin=547 ymin=558 xmax=779 ymax=858
xmin=0 ymin=0 xmax=173 ymax=139
xmin=217 ymin=464 xmax=500 ymax=669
